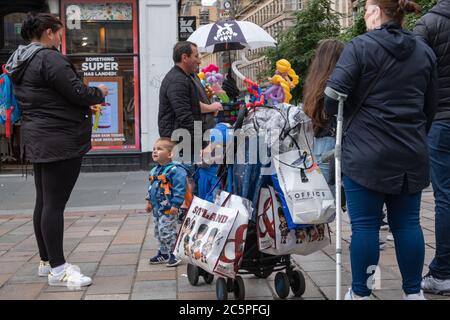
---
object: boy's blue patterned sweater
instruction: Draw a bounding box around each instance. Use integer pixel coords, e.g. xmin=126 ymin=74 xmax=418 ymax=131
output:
xmin=147 ymin=162 xmax=187 ymax=212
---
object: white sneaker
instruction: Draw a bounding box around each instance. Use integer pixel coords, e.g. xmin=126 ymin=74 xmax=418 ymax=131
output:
xmin=48 ymin=263 xmax=92 ymax=288
xmin=38 ymin=260 xmax=51 ymax=277
xmin=421 ymin=274 xmax=450 ymax=294
xmin=403 ymin=290 xmax=426 ymax=300
xmin=344 ymin=288 xmax=370 ymax=300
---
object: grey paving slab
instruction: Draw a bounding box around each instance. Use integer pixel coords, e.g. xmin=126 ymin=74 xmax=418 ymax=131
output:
xmin=0 ymin=250 xmax=36 ymax=262
xmin=131 ymin=280 xmax=176 ymax=300
xmin=85 ymin=275 xmax=134 ymax=295
xmin=0 ymin=234 xmax=29 ymax=244
xmin=177 ymin=275 xmax=216 ymax=293
xmin=106 ymin=244 xmax=142 ymax=254
xmin=37 ymin=291 xmax=85 ymax=300
xmin=95 ymin=265 xmax=136 ymax=277
xmin=84 ymin=294 xmax=130 ymax=300
xmin=0 ymin=283 xmax=45 ymax=299
xmin=238 ymin=277 xmax=273 ymax=298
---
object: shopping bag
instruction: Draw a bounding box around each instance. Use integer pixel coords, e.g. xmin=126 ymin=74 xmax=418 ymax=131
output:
xmin=257 ymin=186 xmax=330 ymax=256
xmin=173 ymin=196 xmax=238 ymax=274
xmin=213 ymin=190 xmax=251 ymax=279
xmin=273 ymin=150 xmax=335 ymax=225
xmin=256 ymin=187 xmax=276 ymax=250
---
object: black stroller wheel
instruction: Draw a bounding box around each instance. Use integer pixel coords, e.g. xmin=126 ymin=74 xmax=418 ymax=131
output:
xmin=187 ymin=264 xmax=199 ymax=286
xmin=290 ymin=270 xmax=306 ymax=297
xmin=275 ymin=272 xmax=290 ymax=299
xmin=233 ymin=276 xmax=245 ymax=300
xmin=216 ymin=278 xmax=228 ymax=300
xmin=204 ymin=273 xmax=214 ymax=284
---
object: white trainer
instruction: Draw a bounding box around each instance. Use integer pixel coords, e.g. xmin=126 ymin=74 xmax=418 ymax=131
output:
xmin=38 ymin=261 xmax=51 ymax=277
xmin=403 ymin=290 xmax=426 ymax=300
xmin=48 ymin=264 xmax=92 ymax=288
xmin=344 ymin=288 xmax=370 ymax=300
xmin=421 ymin=274 xmax=450 ymax=294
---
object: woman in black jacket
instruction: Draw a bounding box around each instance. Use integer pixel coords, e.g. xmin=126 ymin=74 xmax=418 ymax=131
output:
xmin=5 ymin=13 xmax=108 ymax=287
xmin=324 ymin=0 xmax=438 ymax=300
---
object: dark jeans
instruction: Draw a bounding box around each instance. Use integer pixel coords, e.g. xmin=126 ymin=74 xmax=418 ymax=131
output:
xmin=343 ymin=175 xmax=424 ymax=296
xmin=428 ymin=120 xmax=450 ymax=279
xmin=33 ymin=157 xmax=82 ymax=268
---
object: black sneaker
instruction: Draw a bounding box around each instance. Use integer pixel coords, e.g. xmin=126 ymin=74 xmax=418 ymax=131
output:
xmin=166 ymin=254 xmax=181 ymax=267
xmin=149 ymin=251 xmax=169 ymax=264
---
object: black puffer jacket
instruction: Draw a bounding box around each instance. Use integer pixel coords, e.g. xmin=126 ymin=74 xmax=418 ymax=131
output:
xmin=414 ymin=0 xmax=450 ymax=120
xmin=158 ymin=65 xmax=202 ymax=139
xmin=6 ymin=44 xmax=104 ymax=163
xmin=325 ymin=22 xmax=437 ymax=194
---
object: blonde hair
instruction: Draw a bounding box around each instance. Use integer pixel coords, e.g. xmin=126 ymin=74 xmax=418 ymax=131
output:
xmin=276 ymin=59 xmax=299 ymax=88
xmin=155 ymin=137 xmax=176 ymax=152
xmin=270 ymin=74 xmax=292 ymax=103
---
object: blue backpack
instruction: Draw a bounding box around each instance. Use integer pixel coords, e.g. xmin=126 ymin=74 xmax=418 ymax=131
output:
xmin=0 ymin=65 xmax=21 ymax=138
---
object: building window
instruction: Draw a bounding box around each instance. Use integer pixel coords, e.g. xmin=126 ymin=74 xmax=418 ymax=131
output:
xmin=199 ymin=9 xmax=209 ymax=25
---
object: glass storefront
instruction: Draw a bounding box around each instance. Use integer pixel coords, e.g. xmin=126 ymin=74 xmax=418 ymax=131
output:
xmin=3 ymin=13 xmax=28 ymax=51
xmin=61 ymin=0 xmax=140 ymax=152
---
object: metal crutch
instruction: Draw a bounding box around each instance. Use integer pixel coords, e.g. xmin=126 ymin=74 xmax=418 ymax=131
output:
xmin=324 ymin=87 xmax=347 ymax=300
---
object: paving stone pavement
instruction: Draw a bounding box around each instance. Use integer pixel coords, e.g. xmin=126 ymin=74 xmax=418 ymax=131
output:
xmin=0 ymin=173 xmax=448 ymax=300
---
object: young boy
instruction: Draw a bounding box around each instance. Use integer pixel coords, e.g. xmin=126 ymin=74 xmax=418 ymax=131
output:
xmin=145 ymin=138 xmax=187 ymax=267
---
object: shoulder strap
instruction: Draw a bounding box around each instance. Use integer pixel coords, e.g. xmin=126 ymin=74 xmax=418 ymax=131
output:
xmin=344 ymin=57 xmax=396 ymax=133
xmin=149 ymin=167 xmax=158 ymax=178
xmin=161 ymin=163 xmax=175 ymax=175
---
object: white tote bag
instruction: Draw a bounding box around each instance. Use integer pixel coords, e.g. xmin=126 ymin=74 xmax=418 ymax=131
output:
xmin=273 ymin=150 xmax=335 ymax=225
xmin=212 ymin=191 xmax=251 ymax=279
xmin=173 ymin=196 xmax=238 ymax=274
xmin=257 ymin=186 xmax=330 ymax=256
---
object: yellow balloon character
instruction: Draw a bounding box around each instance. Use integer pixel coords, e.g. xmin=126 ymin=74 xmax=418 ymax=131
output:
xmin=276 ymin=59 xmax=299 ymax=90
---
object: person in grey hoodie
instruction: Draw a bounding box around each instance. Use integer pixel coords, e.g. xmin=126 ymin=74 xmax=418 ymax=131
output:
xmin=324 ymin=0 xmax=437 ymax=300
xmin=414 ymin=0 xmax=450 ymax=295
xmin=5 ymin=12 xmax=108 ymax=288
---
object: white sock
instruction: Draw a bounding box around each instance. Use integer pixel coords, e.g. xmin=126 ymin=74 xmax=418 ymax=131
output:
xmin=51 ymin=263 xmax=66 ymax=275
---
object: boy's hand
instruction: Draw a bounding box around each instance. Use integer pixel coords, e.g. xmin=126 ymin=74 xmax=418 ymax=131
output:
xmin=169 ymin=207 xmax=179 ymax=215
xmin=145 ymin=202 xmax=152 ymax=213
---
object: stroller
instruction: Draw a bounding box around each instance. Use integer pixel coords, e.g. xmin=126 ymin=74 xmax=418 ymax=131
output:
xmin=185 ymin=104 xmax=314 ymax=300
xmin=186 ymin=221 xmax=306 ymax=300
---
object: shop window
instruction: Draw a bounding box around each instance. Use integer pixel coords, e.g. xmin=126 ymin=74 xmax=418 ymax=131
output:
xmin=3 ymin=13 xmax=27 ymax=50
xmin=65 ymin=3 xmax=133 ymax=54
xmin=63 ymin=1 xmax=139 ymax=152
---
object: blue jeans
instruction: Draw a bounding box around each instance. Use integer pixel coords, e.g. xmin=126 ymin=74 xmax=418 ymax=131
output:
xmin=313 ymin=136 xmax=335 ymax=191
xmin=343 ymin=175 xmax=424 ymax=296
xmin=428 ymin=120 xmax=450 ymax=279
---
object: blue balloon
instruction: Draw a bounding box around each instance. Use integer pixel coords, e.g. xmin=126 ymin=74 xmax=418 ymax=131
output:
xmin=210 ymin=122 xmax=233 ymax=144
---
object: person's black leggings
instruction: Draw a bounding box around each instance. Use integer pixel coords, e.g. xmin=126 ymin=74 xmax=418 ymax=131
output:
xmin=33 ymin=157 xmax=82 ymax=268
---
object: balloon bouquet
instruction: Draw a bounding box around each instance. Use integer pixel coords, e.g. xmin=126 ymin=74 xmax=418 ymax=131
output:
xmin=244 ymin=58 xmax=299 ymax=108
xmin=198 ymin=64 xmax=229 ymax=104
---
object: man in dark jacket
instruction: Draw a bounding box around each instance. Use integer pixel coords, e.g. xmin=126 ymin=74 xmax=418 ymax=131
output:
xmin=414 ymin=0 xmax=450 ymax=295
xmin=158 ymin=41 xmax=221 ymax=163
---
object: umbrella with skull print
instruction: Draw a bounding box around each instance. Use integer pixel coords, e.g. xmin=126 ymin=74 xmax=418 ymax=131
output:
xmin=187 ymin=20 xmax=276 ymax=53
